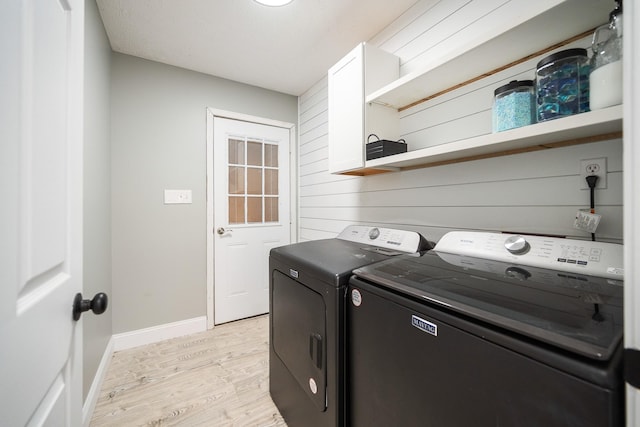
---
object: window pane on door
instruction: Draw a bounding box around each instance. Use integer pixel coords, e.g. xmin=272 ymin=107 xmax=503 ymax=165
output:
xmin=265 ymin=144 xmax=278 ymax=167
xmin=247 ymin=168 xmax=262 ymax=195
xmin=228 ymin=166 xmax=245 ymax=194
xmin=247 ymin=140 xmax=262 ymax=166
xmin=265 ymin=169 xmax=278 ymax=195
xmin=265 ymin=197 xmax=278 ymax=222
xmin=229 ymin=196 xmax=245 ymax=224
xmin=229 ymin=139 xmax=245 ymax=165
xmin=247 ymin=197 xmax=262 ymax=223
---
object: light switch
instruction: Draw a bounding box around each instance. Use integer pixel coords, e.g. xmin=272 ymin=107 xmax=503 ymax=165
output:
xmin=164 ymin=189 xmax=192 ymax=204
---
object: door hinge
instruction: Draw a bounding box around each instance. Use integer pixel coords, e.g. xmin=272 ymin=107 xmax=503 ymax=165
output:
xmin=625 ymin=348 xmax=640 ymax=389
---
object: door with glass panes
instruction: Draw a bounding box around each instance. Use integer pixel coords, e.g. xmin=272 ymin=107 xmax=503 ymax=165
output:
xmin=213 ymin=117 xmax=291 ymax=324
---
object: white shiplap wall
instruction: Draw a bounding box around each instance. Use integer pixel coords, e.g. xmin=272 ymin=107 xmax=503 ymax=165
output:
xmin=298 ymin=0 xmax=622 ymax=244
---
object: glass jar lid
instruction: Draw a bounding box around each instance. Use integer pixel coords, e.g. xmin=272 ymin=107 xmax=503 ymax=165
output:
xmin=494 ymin=80 xmax=534 ymax=96
xmin=537 ymin=48 xmax=588 ymax=70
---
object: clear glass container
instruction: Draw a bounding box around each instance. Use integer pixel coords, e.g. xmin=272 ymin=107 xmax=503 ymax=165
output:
xmin=492 ymin=80 xmax=535 ymax=132
xmin=590 ymin=1 xmax=623 ymax=110
xmin=536 ymin=48 xmax=590 ymax=122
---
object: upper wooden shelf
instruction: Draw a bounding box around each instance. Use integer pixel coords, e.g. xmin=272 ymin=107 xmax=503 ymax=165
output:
xmin=362 ymin=105 xmax=622 ymax=172
xmin=365 ymin=0 xmax=611 ymax=110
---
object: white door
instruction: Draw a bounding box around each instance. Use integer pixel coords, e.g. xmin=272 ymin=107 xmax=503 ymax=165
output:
xmin=212 ymin=116 xmax=291 ymax=325
xmin=0 ymin=0 xmax=84 ymax=425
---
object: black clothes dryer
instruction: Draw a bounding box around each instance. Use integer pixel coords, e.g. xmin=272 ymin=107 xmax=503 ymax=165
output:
xmin=269 ymin=225 xmax=430 ymax=427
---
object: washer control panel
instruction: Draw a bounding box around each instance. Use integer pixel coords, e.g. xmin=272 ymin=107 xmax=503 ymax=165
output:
xmin=434 ymin=231 xmax=624 ymax=280
xmin=337 ymin=225 xmax=427 ymax=253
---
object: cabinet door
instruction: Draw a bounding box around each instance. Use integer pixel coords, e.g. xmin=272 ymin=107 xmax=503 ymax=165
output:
xmin=328 ymin=44 xmax=365 ymax=174
xmin=328 ymin=43 xmax=399 ymax=174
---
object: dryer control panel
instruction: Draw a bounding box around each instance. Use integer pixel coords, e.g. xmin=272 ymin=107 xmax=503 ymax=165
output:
xmin=435 ymin=231 xmax=624 ymax=280
xmin=337 ymin=225 xmax=429 ymax=254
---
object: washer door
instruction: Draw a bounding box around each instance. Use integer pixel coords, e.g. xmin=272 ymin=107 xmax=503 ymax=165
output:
xmin=272 ymin=271 xmax=327 ymax=411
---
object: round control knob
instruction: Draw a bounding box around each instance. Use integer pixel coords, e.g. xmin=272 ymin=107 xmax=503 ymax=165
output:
xmin=368 ymin=228 xmax=380 ymax=240
xmin=504 ymin=235 xmax=530 ymax=255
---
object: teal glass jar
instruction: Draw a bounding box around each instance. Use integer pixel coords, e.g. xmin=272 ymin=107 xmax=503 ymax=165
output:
xmin=536 ymin=48 xmax=590 ymax=122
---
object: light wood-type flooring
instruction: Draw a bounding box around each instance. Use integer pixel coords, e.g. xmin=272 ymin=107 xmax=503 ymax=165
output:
xmin=90 ymin=315 xmax=287 ymax=426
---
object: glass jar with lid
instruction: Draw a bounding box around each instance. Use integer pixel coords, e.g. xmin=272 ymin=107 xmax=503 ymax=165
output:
xmin=590 ymin=0 xmax=623 ymax=110
xmin=536 ymin=48 xmax=590 ymax=122
xmin=493 ymin=80 xmax=535 ymax=132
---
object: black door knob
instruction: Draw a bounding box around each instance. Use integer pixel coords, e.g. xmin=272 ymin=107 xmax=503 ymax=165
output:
xmin=73 ymin=292 xmax=108 ymax=321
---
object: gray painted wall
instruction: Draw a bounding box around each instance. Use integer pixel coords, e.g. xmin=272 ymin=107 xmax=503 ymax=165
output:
xmin=83 ymin=0 xmax=112 ymax=401
xmin=110 ymin=53 xmax=297 ymax=333
xmin=298 ymin=0 xmax=623 ymax=244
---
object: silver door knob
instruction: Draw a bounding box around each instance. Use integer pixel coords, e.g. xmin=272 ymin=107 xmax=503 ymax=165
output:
xmin=217 ymin=227 xmax=232 ymax=235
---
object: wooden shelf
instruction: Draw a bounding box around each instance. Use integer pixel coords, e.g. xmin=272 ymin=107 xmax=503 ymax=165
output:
xmin=366 ymin=0 xmax=610 ymax=110
xmin=362 ymin=105 xmax=622 ymax=172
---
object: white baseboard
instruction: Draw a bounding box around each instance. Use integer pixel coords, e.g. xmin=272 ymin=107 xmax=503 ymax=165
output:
xmin=112 ymin=316 xmax=208 ymax=352
xmin=82 ymin=335 xmax=114 ymax=427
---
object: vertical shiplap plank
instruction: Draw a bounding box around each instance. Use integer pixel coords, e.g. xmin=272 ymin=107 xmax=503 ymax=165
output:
xmin=372 ymin=0 xmax=471 ymax=54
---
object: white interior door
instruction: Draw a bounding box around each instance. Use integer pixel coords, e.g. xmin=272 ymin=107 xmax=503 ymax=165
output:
xmin=212 ymin=116 xmax=291 ymax=325
xmin=0 ymin=0 xmax=84 ymax=425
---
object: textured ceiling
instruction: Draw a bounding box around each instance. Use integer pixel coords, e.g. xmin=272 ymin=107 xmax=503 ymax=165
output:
xmin=97 ymin=0 xmax=419 ymax=96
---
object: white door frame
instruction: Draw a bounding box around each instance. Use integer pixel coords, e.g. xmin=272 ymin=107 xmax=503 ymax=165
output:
xmin=624 ymin=1 xmax=639 ymax=424
xmin=206 ymin=108 xmax=297 ymax=329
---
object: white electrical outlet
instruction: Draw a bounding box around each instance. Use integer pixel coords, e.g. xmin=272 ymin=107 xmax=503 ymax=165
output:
xmin=580 ymin=158 xmax=607 ymax=189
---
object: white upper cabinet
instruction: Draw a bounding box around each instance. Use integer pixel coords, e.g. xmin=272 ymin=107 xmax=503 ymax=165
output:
xmin=328 ymin=43 xmax=399 ymax=174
